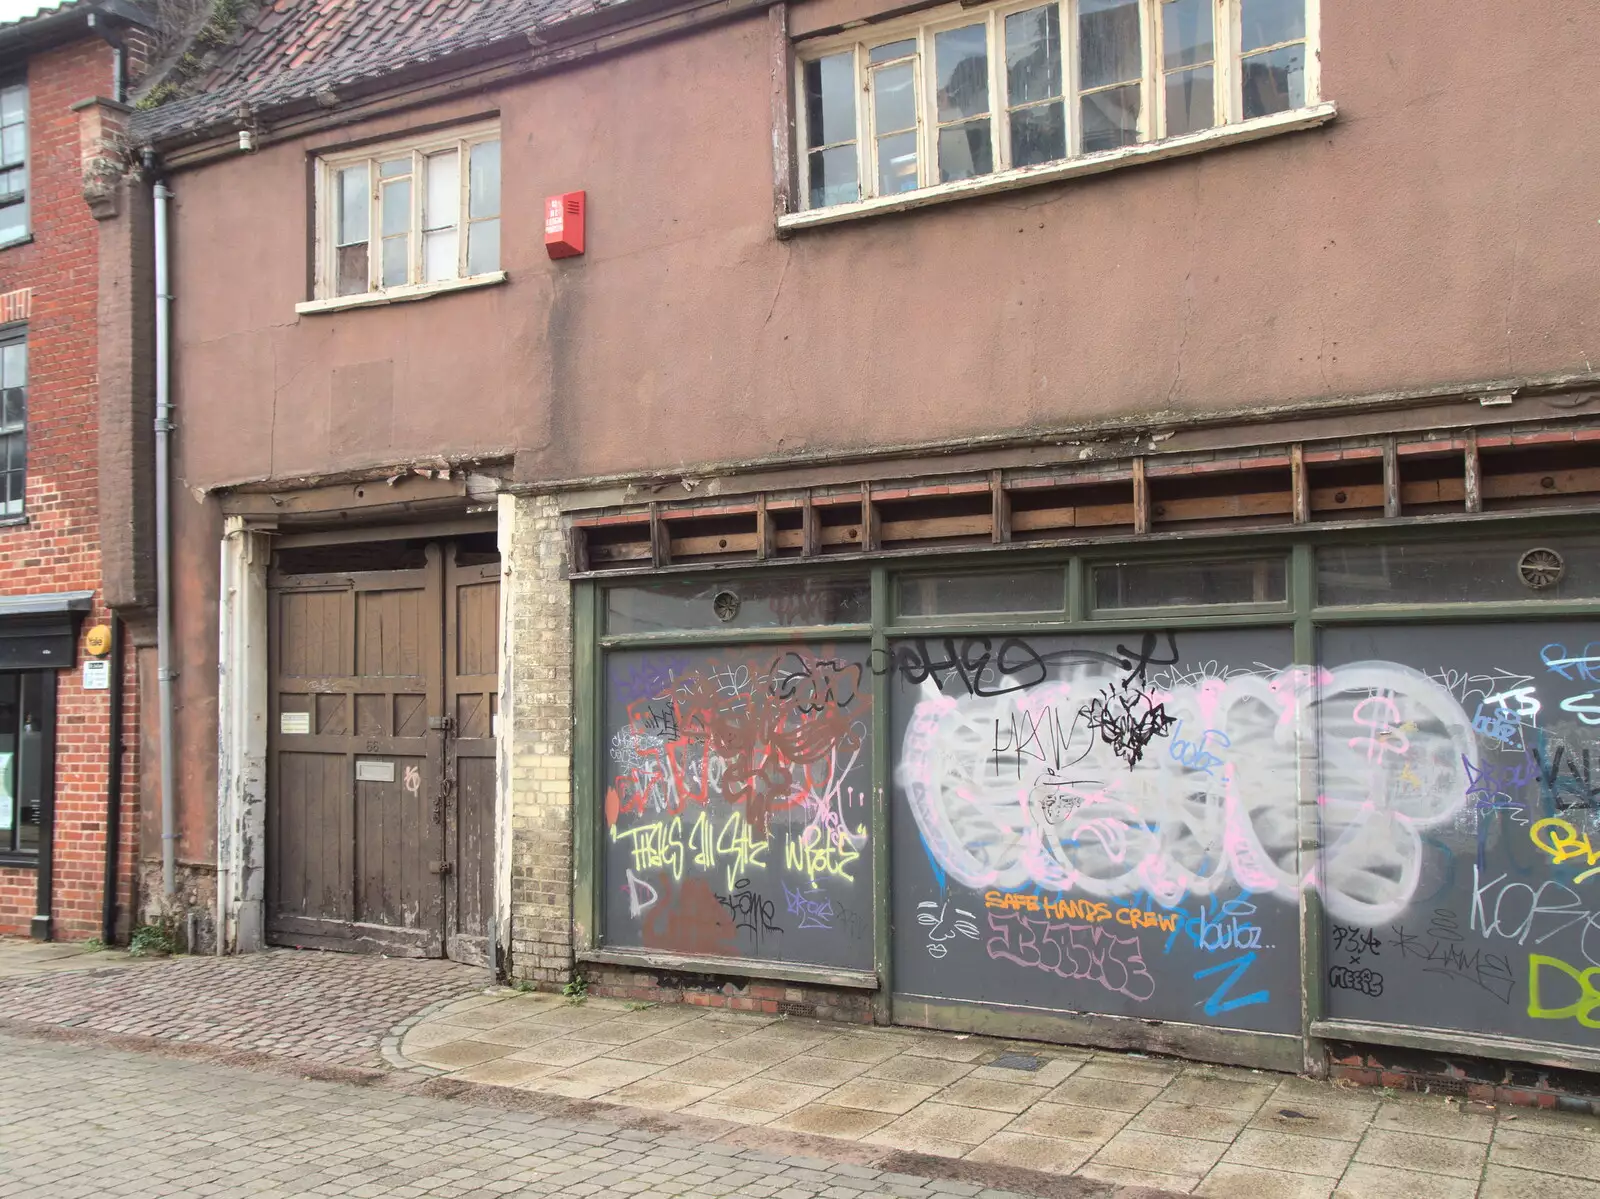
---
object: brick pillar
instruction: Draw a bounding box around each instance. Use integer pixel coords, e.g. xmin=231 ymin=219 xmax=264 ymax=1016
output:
xmin=499 ymin=492 xmax=575 ymax=985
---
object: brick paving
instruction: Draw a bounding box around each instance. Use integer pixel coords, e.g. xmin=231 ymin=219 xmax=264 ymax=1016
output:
xmin=401 ymin=993 xmax=1600 ymax=1197
xmin=0 ymin=948 xmax=485 ymax=1065
xmin=0 ymin=1032 xmax=1061 ymax=1199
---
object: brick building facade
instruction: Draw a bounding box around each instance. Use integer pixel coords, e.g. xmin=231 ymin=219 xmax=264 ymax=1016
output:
xmin=0 ymin=3 xmax=150 ymax=943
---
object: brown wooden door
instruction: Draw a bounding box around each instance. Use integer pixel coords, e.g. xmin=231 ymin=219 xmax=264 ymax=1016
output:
xmin=267 ymin=546 xmax=448 ymax=956
xmin=444 ymin=546 xmax=500 ymax=966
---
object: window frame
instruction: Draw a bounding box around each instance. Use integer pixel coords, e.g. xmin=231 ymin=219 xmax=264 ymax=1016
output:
xmin=793 ymin=0 xmax=1321 ymax=217
xmin=0 ymin=669 xmax=53 ymax=864
xmin=0 ymin=77 xmax=29 ymax=249
xmin=0 ymin=326 xmax=25 ymax=521
xmin=308 ymin=120 xmax=502 ymax=309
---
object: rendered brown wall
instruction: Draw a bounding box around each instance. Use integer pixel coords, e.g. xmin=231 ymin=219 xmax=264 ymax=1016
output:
xmin=166 ymin=0 xmax=1600 ymax=497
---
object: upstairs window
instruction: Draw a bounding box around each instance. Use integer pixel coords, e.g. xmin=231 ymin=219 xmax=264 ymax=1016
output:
xmin=314 ymin=122 xmax=501 ymax=301
xmin=0 ymin=82 xmax=26 ymax=245
xmin=796 ymin=0 xmax=1316 ymax=211
xmin=0 ymin=333 xmax=23 ymax=517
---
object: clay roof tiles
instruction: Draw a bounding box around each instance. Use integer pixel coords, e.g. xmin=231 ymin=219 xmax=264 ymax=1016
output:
xmin=130 ymin=0 xmax=615 ymax=144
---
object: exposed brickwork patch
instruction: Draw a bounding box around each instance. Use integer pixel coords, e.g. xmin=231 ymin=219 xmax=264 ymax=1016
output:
xmin=584 ymin=963 xmax=875 ymax=1024
xmin=1328 ymin=1040 xmax=1600 ymax=1114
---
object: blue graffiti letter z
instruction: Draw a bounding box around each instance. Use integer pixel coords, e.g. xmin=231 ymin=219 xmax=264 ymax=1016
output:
xmin=1193 ymin=952 xmax=1269 ymax=1017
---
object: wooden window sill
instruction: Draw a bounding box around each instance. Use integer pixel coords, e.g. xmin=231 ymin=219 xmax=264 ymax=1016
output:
xmin=778 ymin=102 xmax=1337 ymax=232
xmin=295 ymin=270 xmax=507 ymax=316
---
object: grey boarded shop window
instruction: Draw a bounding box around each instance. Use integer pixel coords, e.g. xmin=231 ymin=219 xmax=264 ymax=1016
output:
xmin=1316 ymin=621 xmax=1600 ymax=1054
xmin=605 ymin=576 xmax=870 ymax=634
xmin=889 ymin=626 xmax=1303 ymax=1033
xmin=1318 ymin=537 xmax=1600 ymax=606
xmin=601 ymin=643 xmax=875 ymax=972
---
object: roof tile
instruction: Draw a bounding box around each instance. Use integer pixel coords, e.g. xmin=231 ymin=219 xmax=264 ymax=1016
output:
xmin=132 ymin=0 xmax=615 ymax=143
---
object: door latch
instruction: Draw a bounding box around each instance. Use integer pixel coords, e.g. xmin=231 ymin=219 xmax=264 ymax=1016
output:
xmin=428 ymin=860 xmax=454 ymax=875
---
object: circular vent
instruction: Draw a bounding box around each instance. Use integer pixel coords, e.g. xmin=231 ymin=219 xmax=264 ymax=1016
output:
xmin=1518 ymin=547 xmax=1565 ymax=591
xmin=712 ymin=590 xmax=741 ymax=623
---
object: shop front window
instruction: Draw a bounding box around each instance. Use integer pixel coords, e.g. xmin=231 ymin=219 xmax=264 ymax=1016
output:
xmin=0 ymin=671 xmax=48 ymax=857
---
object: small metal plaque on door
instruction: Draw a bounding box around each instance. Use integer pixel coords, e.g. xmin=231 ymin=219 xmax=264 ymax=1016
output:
xmin=355 ymin=759 xmax=396 ymax=783
xmin=279 ymin=711 xmax=311 ymax=735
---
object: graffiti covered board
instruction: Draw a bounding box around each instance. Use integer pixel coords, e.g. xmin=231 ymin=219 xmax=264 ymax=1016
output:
xmin=601 ymin=644 xmax=874 ymax=972
xmin=1320 ymin=622 xmax=1600 ymax=1048
xmin=889 ymin=629 xmax=1302 ymax=1033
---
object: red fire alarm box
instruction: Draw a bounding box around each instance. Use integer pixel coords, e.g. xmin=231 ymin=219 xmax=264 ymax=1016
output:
xmin=545 ymin=191 xmax=585 ymax=259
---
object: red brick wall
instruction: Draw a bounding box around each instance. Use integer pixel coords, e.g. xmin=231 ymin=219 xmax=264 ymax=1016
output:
xmin=0 ymin=37 xmax=139 ymax=942
xmin=582 ymin=964 xmax=875 ymax=1024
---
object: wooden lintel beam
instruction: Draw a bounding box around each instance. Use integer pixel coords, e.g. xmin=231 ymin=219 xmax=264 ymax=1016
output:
xmin=1382 ymin=438 xmax=1401 ymax=518
xmin=1132 ymin=457 xmax=1150 ymax=534
xmin=649 ymin=502 xmax=671 ymax=568
xmin=1291 ymin=443 xmax=1309 ymax=524
xmin=755 ymin=493 xmax=771 ymax=559
xmin=861 ymin=481 xmax=880 ymax=552
xmin=990 ymin=469 xmax=1011 ymax=544
xmin=1464 ymin=430 xmax=1482 ymax=513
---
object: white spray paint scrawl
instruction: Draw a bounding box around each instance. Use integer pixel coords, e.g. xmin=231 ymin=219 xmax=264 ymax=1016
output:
xmin=897 ymin=661 xmax=1477 ymax=927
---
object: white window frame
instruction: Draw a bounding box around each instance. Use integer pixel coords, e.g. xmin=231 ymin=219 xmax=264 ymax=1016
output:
xmin=301 ymin=120 xmax=504 ymax=315
xmin=791 ymin=0 xmax=1325 ymax=227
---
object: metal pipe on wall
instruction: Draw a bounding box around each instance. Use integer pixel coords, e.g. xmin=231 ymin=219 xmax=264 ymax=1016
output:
xmin=100 ymin=614 xmax=123 ymax=944
xmin=153 ymin=176 xmax=176 ymax=897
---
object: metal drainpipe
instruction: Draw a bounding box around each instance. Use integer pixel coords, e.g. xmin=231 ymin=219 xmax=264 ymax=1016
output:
xmin=100 ymin=614 xmax=124 ymax=944
xmin=153 ymin=173 xmax=176 ymax=898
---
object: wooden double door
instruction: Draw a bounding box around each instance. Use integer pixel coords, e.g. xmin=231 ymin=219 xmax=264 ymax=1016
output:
xmin=266 ymin=541 xmax=498 ymax=963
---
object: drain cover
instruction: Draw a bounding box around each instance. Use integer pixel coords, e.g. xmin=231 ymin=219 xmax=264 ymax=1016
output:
xmin=990 ymin=1053 xmax=1044 ymax=1072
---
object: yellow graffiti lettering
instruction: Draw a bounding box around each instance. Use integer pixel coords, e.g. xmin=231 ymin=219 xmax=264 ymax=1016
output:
xmin=1527 ymin=954 xmax=1600 ymax=1028
xmin=610 ymin=817 xmax=685 ymax=882
xmin=1530 ymin=817 xmax=1600 ymax=884
xmin=1045 ymin=897 xmax=1111 ymax=922
xmin=977 ymin=893 xmax=1174 ymax=931
xmin=1116 ymin=907 xmax=1179 ymax=932
xmin=687 ymin=810 xmax=716 ymax=873
xmin=785 ymin=825 xmax=860 ymax=886
xmin=714 ymin=811 xmax=769 ymax=890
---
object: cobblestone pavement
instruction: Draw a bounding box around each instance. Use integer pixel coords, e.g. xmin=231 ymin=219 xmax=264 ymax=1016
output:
xmin=0 ymin=948 xmax=485 ymax=1065
xmin=0 ymin=1032 xmax=1076 ymax=1199
xmin=401 ymin=993 xmax=1600 ymax=1198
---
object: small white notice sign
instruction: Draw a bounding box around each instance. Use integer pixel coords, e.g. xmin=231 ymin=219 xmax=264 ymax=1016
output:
xmin=355 ymin=759 xmax=396 ymax=783
xmin=82 ymin=660 xmax=110 ymax=690
xmin=279 ymin=711 xmax=311 ymax=735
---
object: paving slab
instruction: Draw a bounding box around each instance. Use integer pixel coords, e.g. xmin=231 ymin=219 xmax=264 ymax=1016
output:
xmin=0 ymin=935 xmax=154 ymax=978
xmin=0 ymin=1032 xmax=1088 ymax=1199
xmin=14 ymin=945 xmax=1600 ymax=1199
